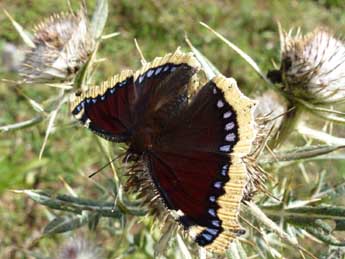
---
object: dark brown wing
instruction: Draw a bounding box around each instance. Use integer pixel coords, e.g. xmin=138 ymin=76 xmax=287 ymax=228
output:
xmin=147 ymin=75 xmax=255 ymax=253
xmin=71 ymin=70 xmax=134 ymax=141
xmin=70 ymin=50 xmax=200 ymax=142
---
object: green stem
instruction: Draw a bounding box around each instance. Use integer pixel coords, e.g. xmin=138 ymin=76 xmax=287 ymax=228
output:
xmin=260 ymin=145 xmax=345 ymax=164
xmin=0 ymin=115 xmax=44 ymax=132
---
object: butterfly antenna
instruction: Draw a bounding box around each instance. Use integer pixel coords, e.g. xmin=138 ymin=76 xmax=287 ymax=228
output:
xmin=89 ymin=153 xmax=125 ymax=178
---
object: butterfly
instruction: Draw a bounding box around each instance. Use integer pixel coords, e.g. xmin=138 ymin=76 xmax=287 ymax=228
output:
xmin=70 ymin=49 xmax=255 ymax=253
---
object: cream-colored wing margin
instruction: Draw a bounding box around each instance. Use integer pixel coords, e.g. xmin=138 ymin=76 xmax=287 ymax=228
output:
xmin=207 ymin=75 xmax=255 ymax=253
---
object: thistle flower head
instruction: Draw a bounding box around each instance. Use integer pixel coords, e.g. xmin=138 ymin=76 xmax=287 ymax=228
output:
xmin=57 ymin=236 xmax=104 ymax=259
xmin=20 ymin=9 xmax=95 ymax=82
xmin=254 ymin=90 xmax=288 ymax=134
xmin=278 ymin=28 xmax=345 ymax=104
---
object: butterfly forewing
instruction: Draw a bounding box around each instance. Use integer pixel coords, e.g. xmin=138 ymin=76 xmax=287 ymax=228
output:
xmin=71 ymin=70 xmax=135 ymax=142
xmin=132 ymin=56 xmax=199 ymax=126
xmin=71 ymin=50 xmax=200 ymax=143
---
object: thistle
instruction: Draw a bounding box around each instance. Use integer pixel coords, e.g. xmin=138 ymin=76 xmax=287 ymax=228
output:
xmin=254 ymin=90 xmax=288 ymax=135
xmin=269 ymin=28 xmax=345 ymax=104
xmin=20 ymin=9 xmax=95 ymax=83
xmin=57 ymin=236 xmax=104 ymax=259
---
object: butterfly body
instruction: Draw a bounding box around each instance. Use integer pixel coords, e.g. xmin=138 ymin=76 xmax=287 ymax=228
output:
xmin=71 ymin=50 xmax=255 ymax=253
xmin=129 ymin=125 xmax=155 ymax=153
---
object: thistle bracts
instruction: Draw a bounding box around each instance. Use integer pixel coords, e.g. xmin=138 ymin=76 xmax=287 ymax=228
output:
xmin=275 ymin=28 xmax=345 ymax=104
xmin=20 ymin=9 xmax=95 ymax=83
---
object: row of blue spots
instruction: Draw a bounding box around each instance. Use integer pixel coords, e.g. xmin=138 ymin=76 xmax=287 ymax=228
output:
xmin=73 ymin=79 xmax=129 ymax=114
xmin=213 ymin=87 xmax=238 ymax=154
xmin=196 ymin=162 xmax=232 ymax=245
xmin=196 ymin=89 xmax=238 ymax=246
xmin=137 ymin=64 xmax=178 ymax=84
xmin=74 ymin=63 xmax=181 ymax=114
xmin=197 ymin=226 xmax=222 ymax=245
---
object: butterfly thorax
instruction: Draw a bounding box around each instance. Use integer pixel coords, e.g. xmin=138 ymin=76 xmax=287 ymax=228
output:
xmin=129 ymin=126 xmax=155 ymax=154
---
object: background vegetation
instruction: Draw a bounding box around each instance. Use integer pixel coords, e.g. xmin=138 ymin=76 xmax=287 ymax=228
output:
xmin=1 ymin=0 xmax=345 ymax=258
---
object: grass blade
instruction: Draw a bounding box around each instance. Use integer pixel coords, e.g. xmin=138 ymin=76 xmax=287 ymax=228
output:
xmin=185 ymin=36 xmax=219 ymax=80
xmin=200 ymin=21 xmax=270 ymax=84
xmin=3 ymin=9 xmax=35 ymax=48
xmin=39 ymin=95 xmax=66 ymax=159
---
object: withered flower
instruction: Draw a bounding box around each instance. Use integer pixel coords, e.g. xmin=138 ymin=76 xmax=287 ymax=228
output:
xmin=269 ymin=28 xmax=345 ymax=104
xmin=254 ymin=90 xmax=288 ymax=136
xmin=239 ymin=91 xmax=286 ymax=201
xmin=20 ymin=9 xmax=95 ymax=83
xmin=57 ymin=236 xmax=104 ymax=259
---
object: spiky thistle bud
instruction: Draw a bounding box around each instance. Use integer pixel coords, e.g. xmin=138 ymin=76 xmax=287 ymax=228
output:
xmin=20 ymin=9 xmax=95 ymax=83
xmin=56 ymin=236 xmax=104 ymax=259
xmin=269 ymin=28 xmax=345 ymax=104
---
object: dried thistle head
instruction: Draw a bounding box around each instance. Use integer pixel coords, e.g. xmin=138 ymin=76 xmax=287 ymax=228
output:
xmin=273 ymin=27 xmax=345 ymax=104
xmin=242 ymin=124 xmax=267 ymax=202
xmin=241 ymin=90 xmax=288 ymax=199
xmin=56 ymin=236 xmax=104 ymax=259
xmin=254 ymin=90 xmax=288 ymax=136
xmin=20 ymin=9 xmax=95 ymax=83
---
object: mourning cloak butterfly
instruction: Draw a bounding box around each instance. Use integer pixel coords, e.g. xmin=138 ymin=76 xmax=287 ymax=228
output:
xmin=70 ymin=49 xmax=255 ymax=253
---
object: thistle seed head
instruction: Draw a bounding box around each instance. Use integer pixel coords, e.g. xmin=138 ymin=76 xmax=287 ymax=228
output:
xmin=57 ymin=236 xmax=104 ymax=259
xmin=279 ymin=28 xmax=345 ymax=104
xmin=254 ymin=90 xmax=288 ymax=135
xmin=20 ymin=9 xmax=95 ymax=83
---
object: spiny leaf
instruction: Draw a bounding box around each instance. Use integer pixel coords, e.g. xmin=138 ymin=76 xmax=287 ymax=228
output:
xmin=296 ymin=97 xmax=345 ymax=116
xmin=44 ymin=212 xmax=93 ymax=235
xmin=315 ymin=182 xmax=345 ymax=201
xmin=16 ymin=189 xmax=145 ymax=217
xmin=309 ymin=108 xmax=345 ymax=124
xmin=305 ymin=226 xmax=345 ymax=246
xmin=245 ymin=202 xmax=317 ymax=259
xmin=286 ymin=206 xmax=345 ymax=220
